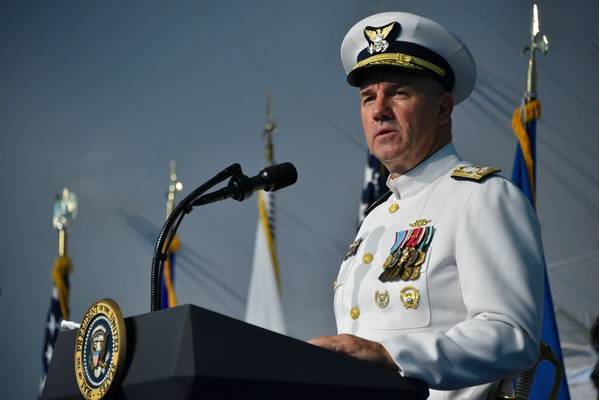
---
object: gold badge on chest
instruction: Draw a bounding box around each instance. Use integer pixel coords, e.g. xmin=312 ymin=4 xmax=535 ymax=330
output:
xmin=374 ymin=290 xmax=390 ymax=309
xmin=400 ymin=285 xmax=420 ymax=309
xmin=409 ymin=219 xmax=431 ymax=227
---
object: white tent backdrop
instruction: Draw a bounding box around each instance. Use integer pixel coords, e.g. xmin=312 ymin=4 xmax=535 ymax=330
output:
xmin=1 ymin=1 xmax=598 ymax=398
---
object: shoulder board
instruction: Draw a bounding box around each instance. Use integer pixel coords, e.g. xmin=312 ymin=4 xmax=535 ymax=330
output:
xmin=451 ymin=165 xmax=501 ymax=182
xmin=363 ymin=191 xmax=392 ymax=218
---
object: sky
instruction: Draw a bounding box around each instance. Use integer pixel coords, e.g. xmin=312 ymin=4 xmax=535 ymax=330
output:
xmin=1 ymin=1 xmax=599 ymax=398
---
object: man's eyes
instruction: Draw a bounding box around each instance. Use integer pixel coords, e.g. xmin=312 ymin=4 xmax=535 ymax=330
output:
xmin=361 ymin=95 xmax=375 ymax=105
xmin=360 ymin=88 xmax=409 ymax=104
xmin=393 ymin=89 xmax=409 ymax=97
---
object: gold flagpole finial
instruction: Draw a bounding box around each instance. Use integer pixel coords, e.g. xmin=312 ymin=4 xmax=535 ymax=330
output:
xmin=166 ymin=160 xmax=184 ymax=220
xmin=52 ymin=188 xmax=77 ymax=257
xmin=522 ymin=3 xmax=549 ymax=99
xmin=263 ymin=92 xmax=277 ymax=166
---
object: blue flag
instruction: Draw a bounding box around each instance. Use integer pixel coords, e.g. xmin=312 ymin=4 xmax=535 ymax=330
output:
xmin=511 ymin=98 xmax=571 ymax=399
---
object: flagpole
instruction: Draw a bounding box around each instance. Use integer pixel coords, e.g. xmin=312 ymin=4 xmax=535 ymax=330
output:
xmin=511 ymin=5 xmax=570 ymax=400
xmin=512 ymin=3 xmax=548 ymax=206
xmin=263 ymin=91 xmax=276 ymax=167
xmin=51 ymin=188 xmax=78 ymax=320
xmin=161 ymin=160 xmax=183 ymax=309
xmin=57 ymin=228 xmax=67 ymax=258
xmin=523 ymin=4 xmax=549 ymax=101
xmin=40 ymin=188 xmax=77 ymax=395
xmin=166 ymin=160 xmax=183 ymax=220
xmin=244 ymin=93 xmax=286 ymax=333
xmin=261 ymin=92 xmax=281 ymax=290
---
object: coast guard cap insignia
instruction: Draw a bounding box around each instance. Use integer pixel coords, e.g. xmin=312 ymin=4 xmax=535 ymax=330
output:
xmin=75 ymin=299 xmax=127 ymax=400
xmin=364 ymin=21 xmax=399 ymax=54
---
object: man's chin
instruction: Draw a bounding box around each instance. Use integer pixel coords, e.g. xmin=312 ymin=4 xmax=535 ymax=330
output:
xmin=373 ymin=153 xmax=418 ymax=175
xmin=371 ymin=149 xmax=404 ymax=165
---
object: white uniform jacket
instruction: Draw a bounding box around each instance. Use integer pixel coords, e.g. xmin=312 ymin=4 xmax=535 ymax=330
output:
xmin=334 ymin=143 xmax=544 ymax=399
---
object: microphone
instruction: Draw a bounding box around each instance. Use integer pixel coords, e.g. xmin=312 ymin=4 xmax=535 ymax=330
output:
xmin=193 ymin=162 xmax=297 ymax=206
xmin=250 ymin=162 xmax=298 ymax=192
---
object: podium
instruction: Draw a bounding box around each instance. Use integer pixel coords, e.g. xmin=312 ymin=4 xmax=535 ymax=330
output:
xmin=41 ymin=304 xmax=428 ymax=399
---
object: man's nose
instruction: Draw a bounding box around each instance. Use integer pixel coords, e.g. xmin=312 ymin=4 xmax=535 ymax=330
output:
xmin=372 ymin=95 xmax=393 ymax=122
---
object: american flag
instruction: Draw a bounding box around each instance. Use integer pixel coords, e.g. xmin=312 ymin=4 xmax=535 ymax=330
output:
xmin=358 ymin=152 xmax=389 ymax=226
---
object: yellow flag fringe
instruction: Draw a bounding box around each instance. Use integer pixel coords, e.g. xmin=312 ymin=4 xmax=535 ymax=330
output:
xmin=511 ymin=99 xmax=541 ymax=201
xmin=257 ymin=191 xmax=281 ymax=292
xmin=163 ymin=235 xmax=180 ymax=307
xmin=51 ymin=255 xmax=72 ymax=320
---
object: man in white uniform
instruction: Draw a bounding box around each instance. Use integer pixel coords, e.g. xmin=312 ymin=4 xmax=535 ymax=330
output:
xmin=309 ymin=12 xmax=545 ymax=399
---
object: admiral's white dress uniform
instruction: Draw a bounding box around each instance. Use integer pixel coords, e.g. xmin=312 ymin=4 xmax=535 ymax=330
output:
xmin=334 ymin=144 xmax=544 ymax=399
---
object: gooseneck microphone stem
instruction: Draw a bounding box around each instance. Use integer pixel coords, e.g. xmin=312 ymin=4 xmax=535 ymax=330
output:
xmin=150 ymin=161 xmax=297 ymax=312
xmin=150 ymin=163 xmax=241 ymax=312
xmin=192 ymin=174 xmax=252 ymax=206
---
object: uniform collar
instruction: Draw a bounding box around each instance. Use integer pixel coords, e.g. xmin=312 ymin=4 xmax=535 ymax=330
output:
xmin=386 ymin=143 xmax=461 ymax=199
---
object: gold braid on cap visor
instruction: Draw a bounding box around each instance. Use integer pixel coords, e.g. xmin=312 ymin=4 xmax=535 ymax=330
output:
xmin=352 ymin=52 xmax=446 ymax=77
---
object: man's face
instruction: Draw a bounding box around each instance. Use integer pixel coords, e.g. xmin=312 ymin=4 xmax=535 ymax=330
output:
xmin=359 ymin=72 xmax=452 ymax=174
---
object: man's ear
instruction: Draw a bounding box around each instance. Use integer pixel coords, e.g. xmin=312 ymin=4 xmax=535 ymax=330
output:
xmin=437 ymin=92 xmax=454 ymax=125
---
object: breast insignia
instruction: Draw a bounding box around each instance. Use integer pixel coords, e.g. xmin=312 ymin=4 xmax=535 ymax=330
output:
xmin=374 ymin=290 xmax=390 ymax=309
xmin=400 ymin=285 xmax=420 ymax=309
xmin=409 ymin=219 xmax=431 ymax=227
xmin=451 ymin=165 xmax=500 ymax=182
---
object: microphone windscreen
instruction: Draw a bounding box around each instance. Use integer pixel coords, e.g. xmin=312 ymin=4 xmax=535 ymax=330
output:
xmin=261 ymin=162 xmax=298 ymax=191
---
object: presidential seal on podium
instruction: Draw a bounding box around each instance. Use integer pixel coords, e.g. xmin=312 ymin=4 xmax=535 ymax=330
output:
xmin=74 ymin=299 xmax=126 ymax=400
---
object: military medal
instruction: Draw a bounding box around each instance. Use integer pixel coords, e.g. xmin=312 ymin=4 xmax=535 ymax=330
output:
xmin=379 ymin=225 xmax=435 ymax=282
xmin=383 ymin=229 xmax=409 ymax=268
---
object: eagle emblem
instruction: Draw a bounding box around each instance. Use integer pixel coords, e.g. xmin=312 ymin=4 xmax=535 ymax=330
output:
xmin=89 ymin=325 xmax=110 ymax=378
xmin=364 ymin=21 xmax=398 ymax=54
